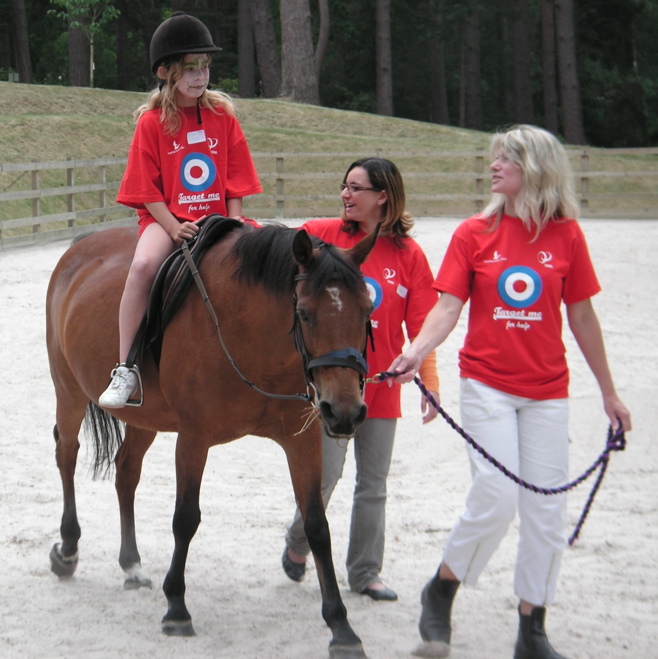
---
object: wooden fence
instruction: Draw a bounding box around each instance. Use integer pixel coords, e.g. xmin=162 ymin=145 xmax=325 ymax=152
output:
xmin=1 ymin=148 xmax=657 ymax=250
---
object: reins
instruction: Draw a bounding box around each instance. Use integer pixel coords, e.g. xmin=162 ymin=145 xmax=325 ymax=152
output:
xmin=370 ymin=371 xmax=626 ymax=545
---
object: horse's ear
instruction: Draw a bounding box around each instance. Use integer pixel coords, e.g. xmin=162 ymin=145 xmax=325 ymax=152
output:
xmin=349 ymin=222 xmax=381 ymax=266
xmin=292 ymin=229 xmax=315 ymax=267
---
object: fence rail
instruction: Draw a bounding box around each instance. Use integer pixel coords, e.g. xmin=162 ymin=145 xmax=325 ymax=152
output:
xmin=2 ymin=148 xmax=657 ymax=249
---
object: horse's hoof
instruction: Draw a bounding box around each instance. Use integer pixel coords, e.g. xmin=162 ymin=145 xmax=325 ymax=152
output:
xmin=411 ymin=640 xmax=451 ymax=658
xmin=124 ymin=576 xmax=153 ymax=590
xmin=162 ymin=619 xmax=196 ymax=637
xmin=329 ymin=642 xmax=367 ymax=658
xmin=49 ymin=543 xmax=78 ymax=578
xmin=123 ymin=565 xmax=152 ymax=590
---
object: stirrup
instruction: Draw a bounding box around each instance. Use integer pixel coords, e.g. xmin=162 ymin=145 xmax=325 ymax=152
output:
xmin=123 ymin=363 xmax=144 ymax=407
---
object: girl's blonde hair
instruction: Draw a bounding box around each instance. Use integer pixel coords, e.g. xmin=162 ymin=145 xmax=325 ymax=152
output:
xmin=340 ymin=157 xmax=413 ymax=247
xmin=480 ymin=124 xmax=580 ymax=240
xmin=135 ymin=56 xmax=235 ymax=135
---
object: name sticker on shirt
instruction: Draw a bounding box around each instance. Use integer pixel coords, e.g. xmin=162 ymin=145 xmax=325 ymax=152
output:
xmin=396 ymin=284 xmax=408 ymax=298
xmin=187 ymin=129 xmax=206 ymax=145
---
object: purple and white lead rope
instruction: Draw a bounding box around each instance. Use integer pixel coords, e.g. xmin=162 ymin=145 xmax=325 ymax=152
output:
xmin=373 ymin=371 xmax=626 ymax=545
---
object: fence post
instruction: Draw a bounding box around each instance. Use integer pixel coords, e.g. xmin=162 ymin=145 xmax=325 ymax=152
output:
xmin=67 ymin=158 xmax=75 ymax=228
xmin=580 ymin=148 xmax=590 ymax=210
xmin=276 ymin=156 xmax=285 ymax=219
xmin=98 ymin=165 xmax=107 ymax=223
xmin=31 ymin=164 xmax=40 ymax=233
xmin=474 ymin=150 xmax=485 ymax=212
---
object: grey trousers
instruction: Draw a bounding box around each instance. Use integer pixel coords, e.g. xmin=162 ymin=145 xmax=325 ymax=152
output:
xmin=285 ymin=417 xmax=397 ymax=593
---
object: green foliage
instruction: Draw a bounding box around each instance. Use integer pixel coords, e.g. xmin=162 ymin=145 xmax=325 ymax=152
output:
xmin=48 ymin=0 xmax=120 ymax=36
xmin=217 ymin=78 xmax=239 ymax=95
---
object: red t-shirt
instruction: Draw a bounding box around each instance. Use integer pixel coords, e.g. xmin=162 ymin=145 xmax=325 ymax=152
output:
xmin=117 ymin=105 xmax=262 ymax=230
xmin=435 ymin=214 xmax=600 ymax=400
xmin=302 ymin=219 xmax=438 ymax=418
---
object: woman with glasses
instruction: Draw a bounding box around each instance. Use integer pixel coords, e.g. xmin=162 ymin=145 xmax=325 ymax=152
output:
xmin=281 ymin=157 xmax=440 ymax=601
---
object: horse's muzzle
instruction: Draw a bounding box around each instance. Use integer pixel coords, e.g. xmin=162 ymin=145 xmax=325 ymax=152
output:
xmin=319 ymin=399 xmax=367 ymax=438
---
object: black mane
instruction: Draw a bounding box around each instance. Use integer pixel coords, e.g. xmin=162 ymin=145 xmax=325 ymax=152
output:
xmin=232 ymin=223 xmax=365 ymax=295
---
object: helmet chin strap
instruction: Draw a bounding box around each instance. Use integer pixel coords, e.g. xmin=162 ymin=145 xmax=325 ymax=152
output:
xmin=196 ymin=97 xmax=202 ymax=125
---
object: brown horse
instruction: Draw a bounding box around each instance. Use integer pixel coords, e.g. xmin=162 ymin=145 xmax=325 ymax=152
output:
xmin=46 ymin=218 xmax=377 ymax=658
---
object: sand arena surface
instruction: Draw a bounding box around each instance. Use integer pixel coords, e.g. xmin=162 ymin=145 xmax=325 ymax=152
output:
xmin=0 ymin=218 xmax=656 ymax=658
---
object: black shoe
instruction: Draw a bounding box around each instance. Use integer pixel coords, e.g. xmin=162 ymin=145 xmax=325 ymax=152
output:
xmin=360 ymin=584 xmax=398 ymax=601
xmin=281 ymin=547 xmax=306 ymax=582
xmin=418 ymin=574 xmax=460 ymax=644
xmin=514 ymin=606 xmax=568 ymax=659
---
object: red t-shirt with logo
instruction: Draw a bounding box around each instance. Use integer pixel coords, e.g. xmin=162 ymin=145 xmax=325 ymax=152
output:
xmin=434 ymin=214 xmax=600 ymax=400
xmin=117 ymin=106 xmax=261 ymax=231
xmin=302 ymin=219 xmax=438 ymax=418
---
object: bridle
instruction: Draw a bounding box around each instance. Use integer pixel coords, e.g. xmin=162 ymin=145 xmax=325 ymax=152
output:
xmin=292 ymin=272 xmax=373 ymax=401
xmin=181 ymin=240 xmax=372 ymax=405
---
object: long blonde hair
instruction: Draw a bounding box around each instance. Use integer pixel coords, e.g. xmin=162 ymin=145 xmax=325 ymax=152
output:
xmin=480 ymin=124 xmax=580 ymax=240
xmin=134 ymin=56 xmax=235 ymax=135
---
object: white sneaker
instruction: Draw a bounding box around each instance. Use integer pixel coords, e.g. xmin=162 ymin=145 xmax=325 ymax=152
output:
xmin=99 ymin=365 xmax=139 ymax=408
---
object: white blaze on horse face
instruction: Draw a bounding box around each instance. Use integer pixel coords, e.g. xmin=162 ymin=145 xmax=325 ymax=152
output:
xmin=326 ymin=286 xmax=344 ymax=313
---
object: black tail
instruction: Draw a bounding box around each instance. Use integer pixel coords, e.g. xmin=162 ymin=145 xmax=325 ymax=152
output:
xmin=84 ymin=402 xmax=125 ymax=480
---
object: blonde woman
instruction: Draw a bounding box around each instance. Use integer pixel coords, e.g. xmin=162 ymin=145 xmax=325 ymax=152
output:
xmin=99 ymin=12 xmax=261 ymax=408
xmin=390 ymin=125 xmax=631 ymax=658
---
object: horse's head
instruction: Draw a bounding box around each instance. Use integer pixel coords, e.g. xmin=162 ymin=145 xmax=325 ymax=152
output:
xmin=292 ymin=226 xmax=379 ymax=438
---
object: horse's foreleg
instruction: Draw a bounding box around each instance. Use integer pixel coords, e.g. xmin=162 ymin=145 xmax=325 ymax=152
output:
xmin=161 ymin=440 xmax=208 ymax=637
xmin=115 ymin=425 xmax=157 ymax=590
xmin=285 ymin=436 xmax=365 ymax=659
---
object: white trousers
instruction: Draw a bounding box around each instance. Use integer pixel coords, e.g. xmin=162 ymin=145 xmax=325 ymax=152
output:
xmin=442 ymin=378 xmax=569 ymax=606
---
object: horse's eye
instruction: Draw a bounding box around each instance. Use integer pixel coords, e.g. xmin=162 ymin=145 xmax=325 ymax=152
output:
xmin=296 ymin=308 xmax=310 ymax=324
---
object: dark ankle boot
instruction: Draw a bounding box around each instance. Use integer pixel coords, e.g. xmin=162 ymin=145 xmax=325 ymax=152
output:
xmin=514 ymin=606 xmax=568 ymax=659
xmin=418 ymin=573 xmax=460 ymax=644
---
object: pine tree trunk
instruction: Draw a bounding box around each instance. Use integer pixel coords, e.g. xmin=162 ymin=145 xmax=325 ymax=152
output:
xmin=375 ymin=0 xmax=394 ymax=116
xmin=541 ymin=0 xmax=559 ymax=134
xmin=512 ymin=0 xmax=534 ymax=123
xmin=68 ymin=14 xmax=90 ymax=87
xmin=238 ymin=0 xmax=255 ymax=98
xmin=250 ymin=0 xmax=281 ymax=98
xmin=555 ymin=0 xmax=585 ymax=143
xmin=11 ymin=0 xmax=33 ymax=83
xmin=280 ymin=0 xmax=319 ymax=104
xmin=427 ymin=2 xmax=449 ymax=124
xmin=463 ymin=0 xmax=483 ymax=130
xmin=314 ymin=0 xmax=329 ymax=82
xmin=116 ymin=0 xmax=130 ymax=91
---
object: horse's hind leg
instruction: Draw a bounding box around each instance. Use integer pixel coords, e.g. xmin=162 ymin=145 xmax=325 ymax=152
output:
xmin=50 ymin=393 xmax=88 ymax=578
xmin=283 ymin=434 xmax=365 ymax=659
xmin=115 ymin=424 xmax=157 ymax=590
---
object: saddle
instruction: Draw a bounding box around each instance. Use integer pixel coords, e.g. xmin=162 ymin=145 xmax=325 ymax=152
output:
xmin=125 ymin=214 xmax=245 ymax=369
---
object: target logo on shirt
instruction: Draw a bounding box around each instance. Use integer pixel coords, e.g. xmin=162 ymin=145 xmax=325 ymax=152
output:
xmin=497 ymin=266 xmax=542 ymax=308
xmin=180 ymin=152 xmax=217 ymax=192
xmin=364 ymin=277 xmax=384 ymax=311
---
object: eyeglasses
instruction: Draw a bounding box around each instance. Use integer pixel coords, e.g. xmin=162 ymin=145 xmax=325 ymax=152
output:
xmin=340 ymin=183 xmax=381 ymax=194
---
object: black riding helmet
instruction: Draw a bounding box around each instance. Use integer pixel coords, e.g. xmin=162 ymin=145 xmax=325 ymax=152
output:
xmin=150 ymin=11 xmax=222 ymax=74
